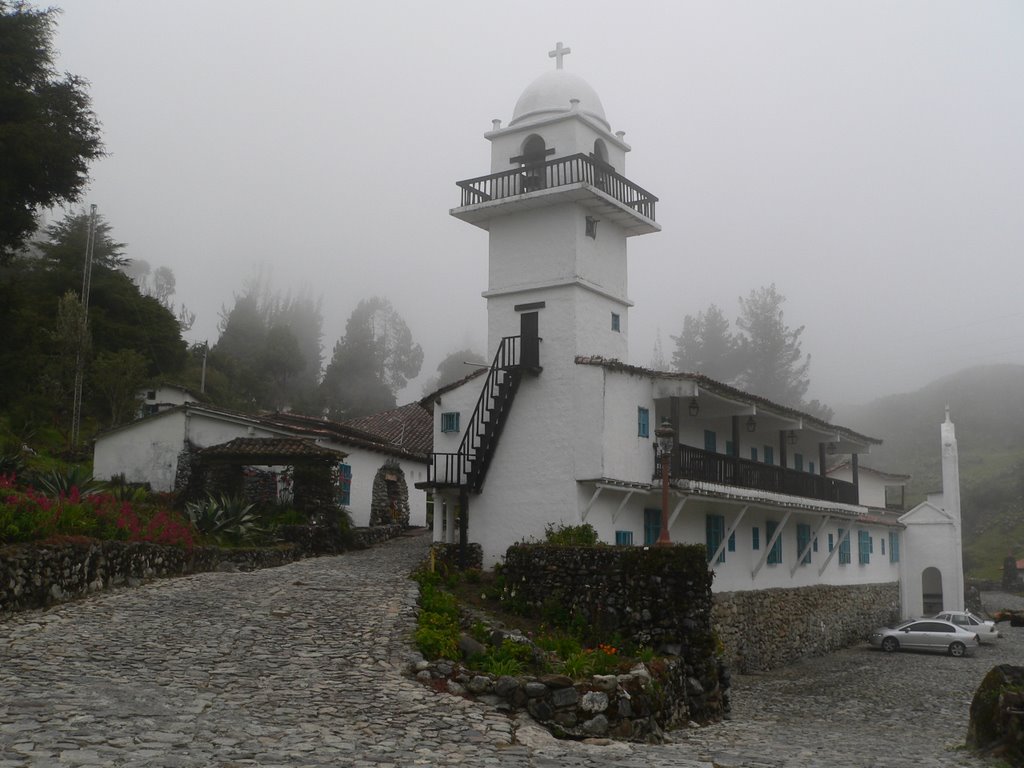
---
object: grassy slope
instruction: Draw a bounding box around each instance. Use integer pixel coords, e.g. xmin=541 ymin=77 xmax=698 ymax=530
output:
xmin=834 ymin=364 xmax=1024 ymax=580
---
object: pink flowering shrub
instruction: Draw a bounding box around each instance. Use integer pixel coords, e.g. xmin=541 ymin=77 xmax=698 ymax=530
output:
xmin=0 ymin=474 xmax=193 ymax=548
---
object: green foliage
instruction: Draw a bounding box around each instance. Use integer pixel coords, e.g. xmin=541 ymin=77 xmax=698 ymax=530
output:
xmin=534 ymin=630 xmax=582 ymax=659
xmin=467 ymin=639 xmax=535 ymax=677
xmin=421 ymin=347 xmax=487 ymax=396
xmin=184 ymin=493 xmax=264 ymax=545
xmin=90 ymin=349 xmax=147 ymax=427
xmin=414 ymin=579 xmax=460 ymax=660
xmin=559 ymin=651 xmax=592 ymax=678
xmin=543 ymin=522 xmax=599 ymax=546
xmin=0 ymin=2 xmax=104 ymax=260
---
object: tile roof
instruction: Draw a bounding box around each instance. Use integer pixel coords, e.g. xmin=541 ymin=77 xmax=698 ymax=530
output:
xmin=199 ymin=437 xmax=347 ymax=461
xmin=341 ymin=401 xmax=434 ymax=455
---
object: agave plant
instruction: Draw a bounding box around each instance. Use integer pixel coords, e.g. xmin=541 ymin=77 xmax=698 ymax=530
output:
xmin=36 ymin=466 xmax=102 ymax=498
xmin=185 ymin=493 xmax=265 ymax=545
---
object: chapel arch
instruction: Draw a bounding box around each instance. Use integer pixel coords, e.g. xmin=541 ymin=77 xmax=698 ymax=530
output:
xmin=922 ymin=566 xmax=944 ymax=615
xmin=520 ymin=134 xmax=548 ymax=192
xmin=369 ymin=461 xmax=411 ymax=527
xmin=592 ymin=138 xmax=609 ymax=166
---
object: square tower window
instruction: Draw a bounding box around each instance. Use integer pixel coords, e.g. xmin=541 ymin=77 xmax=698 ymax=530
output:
xmin=441 ymin=412 xmax=460 ymax=433
xmin=611 ymin=313 xmax=620 ymax=332
xmin=585 ymin=216 xmax=598 ymax=239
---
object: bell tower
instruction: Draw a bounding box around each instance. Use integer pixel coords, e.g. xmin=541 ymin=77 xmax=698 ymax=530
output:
xmin=451 ymin=43 xmax=660 ymax=371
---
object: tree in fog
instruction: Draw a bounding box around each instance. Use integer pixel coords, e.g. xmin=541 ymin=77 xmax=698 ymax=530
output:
xmin=0 ymin=2 xmax=104 ymax=261
xmin=670 ymin=285 xmax=825 ymax=416
xmin=209 ymin=277 xmax=323 ymax=412
xmin=734 ymin=284 xmax=811 ymax=408
xmin=671 ymin=304 xmax=738 ymax=382
xmin=321 ymin=297 xmax=423 ymax=419
xmin=421 ymin=348 xmax=486 ymax=396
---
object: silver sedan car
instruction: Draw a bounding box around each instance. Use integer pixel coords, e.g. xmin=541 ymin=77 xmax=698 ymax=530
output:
xmin=931 ymin=610 xmax=1000 ymax=644
xmin=869 ymin=619 xmax=980 ymax=657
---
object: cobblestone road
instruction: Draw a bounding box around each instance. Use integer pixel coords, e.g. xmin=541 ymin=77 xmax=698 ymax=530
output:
xmin=0 ymin=531 xmax=1017 ymax=767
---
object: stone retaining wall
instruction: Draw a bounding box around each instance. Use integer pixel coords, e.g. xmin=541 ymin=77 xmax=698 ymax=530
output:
xmin=414 ymin=658 xmax=710 ymax=742
xmin=0 ymin=524 xmax=405 ymax=616
xmin=713 ymin=582 xmax=901 ymax=673
xmin=500 ymin=544 xmax=725 ymax=724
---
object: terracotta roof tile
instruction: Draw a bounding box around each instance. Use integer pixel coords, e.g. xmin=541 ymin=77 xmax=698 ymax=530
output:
xmin=200 ymin=437 xmax=347 ymax=461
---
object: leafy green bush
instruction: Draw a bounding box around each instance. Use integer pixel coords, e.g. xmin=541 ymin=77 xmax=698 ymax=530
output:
xmin=415 ymin=580 xmax=461 ymax=660
xmin=560 ymin=651 xmax=592 ymax=678
xmin=543 ymin=522 xmax=599 ymax=546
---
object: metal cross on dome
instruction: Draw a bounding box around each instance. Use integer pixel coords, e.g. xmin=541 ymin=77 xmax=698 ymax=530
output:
xmin=549 ymin=41 xmax=571 ymax=69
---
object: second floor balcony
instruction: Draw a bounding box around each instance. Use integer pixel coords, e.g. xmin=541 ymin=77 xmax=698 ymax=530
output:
xmin=451 ymin=153 xmax=659 ymax=236
xmin=661 ymin=444 xmax=860 ymax=506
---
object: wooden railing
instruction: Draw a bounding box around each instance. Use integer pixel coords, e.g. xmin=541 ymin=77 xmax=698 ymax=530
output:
xmin=667 ymin=444 xmax=859 ymax=505
xmin=456 ymin=153 xmax=658 ymax=221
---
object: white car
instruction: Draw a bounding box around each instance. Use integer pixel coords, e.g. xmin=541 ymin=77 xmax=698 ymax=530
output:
xmin=931 ymin=610 xmax=1000 ymax=644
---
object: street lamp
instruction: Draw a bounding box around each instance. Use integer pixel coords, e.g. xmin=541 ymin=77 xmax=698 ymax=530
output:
xmin=654 ymin=417 xmax=675 ymax=546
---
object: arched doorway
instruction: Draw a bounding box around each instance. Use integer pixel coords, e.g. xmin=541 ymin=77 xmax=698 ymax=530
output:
xmin=922 ymin=566 xmax=944 ymax=615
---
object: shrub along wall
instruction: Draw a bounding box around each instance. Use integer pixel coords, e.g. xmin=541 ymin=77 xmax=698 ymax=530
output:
xmin=713 ymin=582 xmax=901 ymax=673
xmin=501 ymin=543 xmax=725 ymax=724
xmin=0 ymin=524 xmax=402 ymax=615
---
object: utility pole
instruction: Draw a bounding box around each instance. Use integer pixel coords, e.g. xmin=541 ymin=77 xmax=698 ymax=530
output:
xmin=70 ymin=204 xmax=98 ymax=451
xmin=200 ymin=340 xmax=208 ymax=394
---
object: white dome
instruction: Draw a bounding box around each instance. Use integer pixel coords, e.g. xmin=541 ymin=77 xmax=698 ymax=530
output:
xmin=509 ymin=70 xmax=609 ymax=130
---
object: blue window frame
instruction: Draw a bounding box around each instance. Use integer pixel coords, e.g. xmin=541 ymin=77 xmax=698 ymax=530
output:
xmin=706 ymin=514 xmax=726 ymax=564
xmin=615 ymin=530 xmax=634 ymax=546
xmin=881 ymin=537 xmax=886 ymax=556
xmin=809 ymin=461 xmax=815 ymax=475
xmin=611 ymin=313 xmax=620 ymax=332
xmin=889 ymin=531 xmax=900 ymax=563
xmin=637 ymin=407 xmax=650 ymax=438
xmin=838 ymin=528 xmax=851 ymax=565
xmin=337 ymin=463 xmax=352 ymax=506
xmin=728 ymin=531 xmax=736 ymax=552
xmin=858 ymin=529 xmax=871 ymax=564
xmin=766 ymin=520 xmax=782 ymax=564
xmin=828 ymin=532 xmax=834 ymax=551
xmin=794 ymin=453 xmax=804 ymax=472
xmin=725 ymin=440 xmax=735 ymax=457
xmin=441 ymin=412 xmax=460 ymax=433
xmin=643 ymin=508 xmax=661 ymax=546
xmin=750 ymin=446 xmax=758 ymax=462
xmin=796 ymin=523 xmax=812 ymax=565
xmin=704 ymin=430 xmax=717 ymax=453
xmin=764 ymin=446 xmax=774 ymax=465
xmin=752 ymin=526 xmax=760 ymax=550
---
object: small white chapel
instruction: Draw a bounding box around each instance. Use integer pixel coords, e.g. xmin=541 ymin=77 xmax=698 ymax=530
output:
xmin=422 ymin=43 xmax=965 ymax=623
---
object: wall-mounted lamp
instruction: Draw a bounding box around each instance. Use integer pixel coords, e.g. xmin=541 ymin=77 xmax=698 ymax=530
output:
xmin=746 ymin=416 xmax=757 ymax=433
xmin=827 ymin=442 xmax=837 ymax=454
xmin=688 ymin=398 xmax=700 ymax=417
xmin=787 ymin=430 xmax=798 ymax=445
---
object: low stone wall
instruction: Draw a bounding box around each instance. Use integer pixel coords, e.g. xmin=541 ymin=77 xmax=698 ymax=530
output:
xmin=0 ymin=524 xmax=405 ymax=616
xmin=713 ymin=582 xmax=901 ymax=673
xmin=500 ymin=544 xmax=724 ymax=724
xmin=414 ymin=659 xmax=705 ymax=742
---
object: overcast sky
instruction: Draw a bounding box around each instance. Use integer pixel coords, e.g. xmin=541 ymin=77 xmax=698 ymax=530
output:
xmin=48 ymin=0 xmax=1024 ymax=409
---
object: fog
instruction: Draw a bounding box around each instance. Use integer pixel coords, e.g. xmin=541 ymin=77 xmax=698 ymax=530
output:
xmin=49 ymin=0 xmax=1024 ymax=408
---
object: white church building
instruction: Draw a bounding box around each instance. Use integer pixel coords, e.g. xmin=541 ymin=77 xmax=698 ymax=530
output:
xmin=423 ymin=44 xmax=965 ymax=620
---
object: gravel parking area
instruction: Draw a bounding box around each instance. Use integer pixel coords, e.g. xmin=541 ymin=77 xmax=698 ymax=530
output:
xmin=665 ymin=592 xmax=1024 ymax=768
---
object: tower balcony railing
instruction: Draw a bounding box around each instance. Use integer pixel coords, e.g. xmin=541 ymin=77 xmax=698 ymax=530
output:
xmin=456 ymin=153 xmax=658 ymax=222
xmin=660 ymin=444 xmax=859 ymax=505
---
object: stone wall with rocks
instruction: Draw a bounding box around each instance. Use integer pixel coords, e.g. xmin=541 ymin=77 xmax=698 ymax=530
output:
xmin=712 ymin=582 xmax=901 ymax=673
xmin=499 ymin=544 xmax=724 ymax=724
xmin=413 ymin=658 xmax=710 ymax=742
xmin=0 ymin=524 xmax=404 ymax=615
xmin=968 ymin=664 xmax=1024 ymax=762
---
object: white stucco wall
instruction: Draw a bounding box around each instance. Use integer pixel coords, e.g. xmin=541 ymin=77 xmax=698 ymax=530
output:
xmin=334 ymin=445 xmax=428 ymax=528
xmin=487 ymin=113 xmax=628 ymax=174
xmin=828 ymin=465 xmax=893 ymax=509
xmin=899 ymin=502 xmax=964 ymax=617
xmin=94 ymin=410 xmax=188 ymax=491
